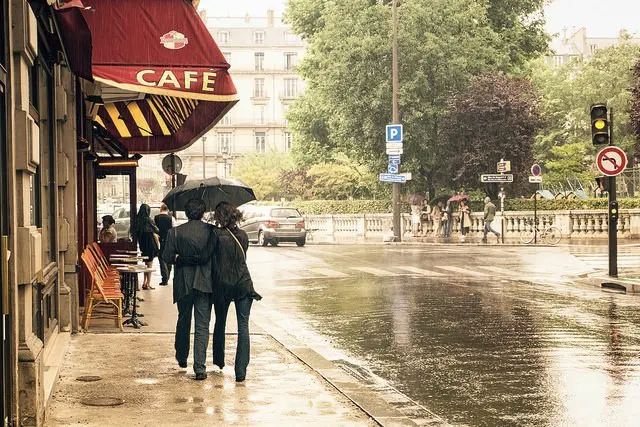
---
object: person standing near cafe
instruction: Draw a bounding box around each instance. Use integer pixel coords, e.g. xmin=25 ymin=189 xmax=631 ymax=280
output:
xmin=155 ymin=203 xmax=175 ymax=287
xmin=162 ymin=198 xmax=216 ymax=381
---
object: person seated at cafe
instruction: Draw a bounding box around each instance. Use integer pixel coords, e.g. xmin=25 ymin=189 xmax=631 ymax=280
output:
xmin=99 ymin=215 xmax=117 ymax=243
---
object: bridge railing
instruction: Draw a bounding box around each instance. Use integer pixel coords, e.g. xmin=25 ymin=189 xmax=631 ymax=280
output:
xmin=302 ymin=209 xmax=640 ymax=242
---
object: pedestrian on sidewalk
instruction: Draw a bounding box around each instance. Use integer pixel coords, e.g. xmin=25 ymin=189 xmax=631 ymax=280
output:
xmin=162 ymin=198 xmax=216 ymax=381
xmin=420 ymin=199 xmax=431 ymax=237
xmin=154 ymin=203 xmax=175 ymax=286
xmin=459 ymin=200 xmax=471 ymax=242
xmin=482 ymin=197 xmax=501 ymax=243
xmin=442 ymin=202 xmax=452 ymax=238
xmin=133 ymin=203 xmax=160 ymax=290
xmin=178 ymin=202 xmax=262 ymax=382
xmin=432 ymin=201 xmax=443 ymax=237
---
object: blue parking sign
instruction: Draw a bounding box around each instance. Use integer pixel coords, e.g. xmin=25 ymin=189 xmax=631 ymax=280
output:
xmin=386 ymin=124 xmax=403 ymax=143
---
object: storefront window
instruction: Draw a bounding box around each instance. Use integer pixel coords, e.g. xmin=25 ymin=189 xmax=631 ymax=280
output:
xmin=97 ymin=174 xmax=132 ymax=241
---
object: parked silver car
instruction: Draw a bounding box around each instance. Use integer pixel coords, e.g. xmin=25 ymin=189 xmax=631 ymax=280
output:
xmin=239 ymin=205 xmax=307 ymax=247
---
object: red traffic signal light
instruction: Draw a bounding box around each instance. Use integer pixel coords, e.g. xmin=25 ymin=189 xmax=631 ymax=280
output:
xmin=590 ymin=104 xmax=609 ymax=145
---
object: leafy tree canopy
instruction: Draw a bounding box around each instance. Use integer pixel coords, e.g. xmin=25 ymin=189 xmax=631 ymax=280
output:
xmin=231 ymin=150 xmax=294 ymax=200
xmin=286 ymin=0 xmax=548 ymax=196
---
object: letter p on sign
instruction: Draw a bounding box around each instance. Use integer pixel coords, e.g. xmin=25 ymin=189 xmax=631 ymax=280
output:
xmin=386 ymin=124 xmax=403 ymax=143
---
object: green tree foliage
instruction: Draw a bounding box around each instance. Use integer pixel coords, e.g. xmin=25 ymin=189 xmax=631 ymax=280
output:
xmin=231 ymin=150 xmax=294 ymax=200
xmin=438 ymin=73 xmax=544 ymax=198
xmin=532 ymin=43 xmax=640 ymax=186
xmin=629 ymin=60 xmax=640 ymax=164
xmin=286 ymin=0 xmax=548 ymax=196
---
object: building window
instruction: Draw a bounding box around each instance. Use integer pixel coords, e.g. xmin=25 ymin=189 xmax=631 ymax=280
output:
xmin=217 ymin=132 xmax=233 ymax=154
xmin=283 ymin=78 xmax=298 ymax=98
xmin=254 ymin=31 xmax=265 ymax=44
xmin=255 ymin=132 xmax=266 ymax=153
xmin=284 ymin=31 xmax=299 ymax=43
xmin=220 ymin=114 xmax=231 ymax=125
xmin=284 ymin=52 xmax=297 ymax=71
xmin=217 ymin=31 xmax=229 ymax=43
xmin=284 ymin=132 xmax=292 ymax=152
xmin=254 ymin=78 xmax=265 ymax=98
xmin=222 ymin=52 xmax=231 ymax=62
xmin=254 ymin=106 xmax=265 ymax=125
xmin=254 ymin=52 xmax=264 ymax=71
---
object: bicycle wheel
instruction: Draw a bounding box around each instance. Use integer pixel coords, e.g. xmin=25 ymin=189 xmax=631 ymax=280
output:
xmin=542 ymin=226 xmax=562 ymax=245
xmin=520 ymin=228 xmax=535 ymax=244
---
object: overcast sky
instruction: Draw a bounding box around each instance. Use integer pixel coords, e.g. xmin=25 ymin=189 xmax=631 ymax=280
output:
xmin=198 ymin=0 xmax=640 ymax=38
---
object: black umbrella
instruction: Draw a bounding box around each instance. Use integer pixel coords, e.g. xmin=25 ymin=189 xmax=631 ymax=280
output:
xmin=162 ymin=177 xmax=256 ymax=212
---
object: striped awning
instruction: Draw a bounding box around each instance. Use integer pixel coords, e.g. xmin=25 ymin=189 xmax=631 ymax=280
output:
xmin=80 ymin=0 xmax=238 ymax=153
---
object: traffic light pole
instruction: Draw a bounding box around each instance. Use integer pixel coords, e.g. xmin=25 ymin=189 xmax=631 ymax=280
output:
xmin=608 ymin=108 xmax=618 ymax=277
xmin=391 ymin=0 xmax=401 ymax=242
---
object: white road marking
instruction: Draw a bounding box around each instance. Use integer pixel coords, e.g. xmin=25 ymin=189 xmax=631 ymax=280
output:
xmin=309 ymin=268 xmax=348 ymax=277
xmin=351 ymin=267 xmax=398 ymax=276
xmin=395 ymin=266 xmax=445 ymax=276
xmin=435 ymin=266 xmax=491 ymax=277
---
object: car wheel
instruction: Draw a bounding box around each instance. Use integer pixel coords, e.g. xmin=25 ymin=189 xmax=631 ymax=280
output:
xmin=296 ymin=238 xmax=306 ymax=247
xmin=258 ymin=231 xmax=268 ymax=247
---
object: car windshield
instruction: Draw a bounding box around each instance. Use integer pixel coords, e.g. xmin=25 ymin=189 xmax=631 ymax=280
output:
xmin=270 ymin=208 xmax=301 ymax=218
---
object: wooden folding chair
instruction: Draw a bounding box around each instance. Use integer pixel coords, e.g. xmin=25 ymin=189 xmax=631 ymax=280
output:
xmin=81 ymin=251 xmax=124 ymax=331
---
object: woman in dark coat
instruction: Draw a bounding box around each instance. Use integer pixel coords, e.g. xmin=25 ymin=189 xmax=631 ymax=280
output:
xmin=133 ymin=203 xmax=160 ymax=290
xmin=178 ymin=201 xmax=261 ymax=382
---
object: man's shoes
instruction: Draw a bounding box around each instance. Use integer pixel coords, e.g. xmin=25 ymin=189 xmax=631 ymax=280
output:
xmin=481 ymin=238 xmax=488 ymax=243
xmin=177 ymin=360 xmax=187 ymax=368
xmin=159 ymin=282 xmax=168 ymax=286
xmin=195 ymin=372 xmax=207 ymax=381
xmin=235 ymin=376 xmax=245 ymax=383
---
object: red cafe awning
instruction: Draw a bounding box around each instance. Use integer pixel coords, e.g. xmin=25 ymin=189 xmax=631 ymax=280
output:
xmin=81 ymin=0 xmax=238 ymax=153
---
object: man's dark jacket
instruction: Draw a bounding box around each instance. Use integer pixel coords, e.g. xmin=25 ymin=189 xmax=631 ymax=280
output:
xmin=162 ymin=220 xmax=214 ymax=303
xmin=154 ymin=213 xmax=173 ymax=242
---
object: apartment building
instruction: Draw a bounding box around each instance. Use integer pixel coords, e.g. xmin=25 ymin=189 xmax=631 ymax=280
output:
xmin=161 ymin=9 xmax=306 ymax=180
xmin=546 ymin=27 xmax=640 ymax=67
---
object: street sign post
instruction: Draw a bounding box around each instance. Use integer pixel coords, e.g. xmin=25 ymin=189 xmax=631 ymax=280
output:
xmin=481 ymin=174 xmax=513 ymax=183
xmin=386 ymin=124 xmax=403 ymax=143
xmin=388 ymin=163 xmax=399 ymax=174
xmin=596 ymin=146 xmax=627 ymax=177
xmin=497 ymin=160 xmax=511 ymax=173
xmin=531 ymin=164 xmax=542 ymax=177
xmin=379 ymin=173 xmax=407 ymax=183
xmin=388 ymin=154 xmax=401 ymax=165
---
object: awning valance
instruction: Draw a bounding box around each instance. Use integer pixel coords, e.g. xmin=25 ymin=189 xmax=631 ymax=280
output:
xmin=81 ymin=0 xmax=238 ymax=153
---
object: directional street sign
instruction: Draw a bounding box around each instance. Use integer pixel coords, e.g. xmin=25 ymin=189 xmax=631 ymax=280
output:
xmin=388 ymin=154 xmax=401 ymax=165
xmin=481 ymin=174 xmax=514 ymax=183
xmin=386 ymin=142 xmax=403 ymax=155
xmin=386 ymin=148 xmax=403 ymax=155
xmin=531 ymin=163 xmax=542 ymax=177
xmin=497 ymin=161 xmax=511 ymax=173
xmin=388 ymin=163 xmax=399 ymax=174
xmin=399 ymin=172 xmax=412 ymax=181
xmin=529 ymin=176 xmax=543 ymax=183
xmin=596 ymin=146 xmax=628 ymax=177
xmin=386 ymin=124 xmax=403 ymax=143
xmin=379 ymin=173 xmax=407 ymax=183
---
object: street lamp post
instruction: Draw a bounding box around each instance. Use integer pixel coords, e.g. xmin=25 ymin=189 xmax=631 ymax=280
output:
xmin=391 ymin=0 xmax=401 ymax=241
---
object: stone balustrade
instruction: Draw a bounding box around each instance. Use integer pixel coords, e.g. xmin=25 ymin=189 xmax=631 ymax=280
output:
xmin=303 ymin=209 xmax=640 ymax=242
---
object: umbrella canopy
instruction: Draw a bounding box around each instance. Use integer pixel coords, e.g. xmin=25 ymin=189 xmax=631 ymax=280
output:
xmin=409 ymin=193 xmax=425 ymax=205
xmin=447 ymin=194 xmax=469 ymax=203
xmin=162 ymin=177 xmax=256 ymax=212
xmin=428 ymin=195 xmax=451 ymax=206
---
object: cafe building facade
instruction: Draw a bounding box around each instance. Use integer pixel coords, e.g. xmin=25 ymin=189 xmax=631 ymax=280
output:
xmin=1 ymin=0 xmax=238 ymax=425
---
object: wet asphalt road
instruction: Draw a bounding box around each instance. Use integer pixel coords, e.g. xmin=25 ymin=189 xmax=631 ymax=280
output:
xmin=248 ymin=243 xmax=640 ymax=426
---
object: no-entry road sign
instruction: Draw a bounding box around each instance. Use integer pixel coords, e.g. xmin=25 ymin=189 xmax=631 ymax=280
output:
xmin=596 ymin=146 xmax=628 ymax=177
xmin=531 ymin=164 xmax=542 ymax=177
xmin=481 ymin=174 xmax=513 ymax=183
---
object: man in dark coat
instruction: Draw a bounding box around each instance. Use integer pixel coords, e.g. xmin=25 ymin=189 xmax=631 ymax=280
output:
xmin=162 ymin=198 xmax=216 ymax=380
xmin=154 ymin=203 xmax=174 ymax=286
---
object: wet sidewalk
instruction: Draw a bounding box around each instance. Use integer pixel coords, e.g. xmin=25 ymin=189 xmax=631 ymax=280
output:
xmin=45 ymin=270 xmax=434 ymax=426
xmin=45 ymin=332 xmax=374 ymax=426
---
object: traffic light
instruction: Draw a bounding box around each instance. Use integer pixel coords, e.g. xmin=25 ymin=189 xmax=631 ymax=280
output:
xmin=590 ymin=104 xmax=609 ymax=145
xmin=610 ymin=200 xmax=619 ymax=221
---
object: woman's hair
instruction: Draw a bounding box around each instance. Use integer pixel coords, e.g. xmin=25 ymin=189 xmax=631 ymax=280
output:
xmin=102 ymin=215 xmax=115 ymax=226
xmin=134 ymin=204 xmax=151 ymax=234
xmin=214 ymin=202 xmax=243 ymax=228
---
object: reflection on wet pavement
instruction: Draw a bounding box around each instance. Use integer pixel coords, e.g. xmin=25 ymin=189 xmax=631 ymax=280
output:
xmin=251 ymin=244 xmax=640 ymax=426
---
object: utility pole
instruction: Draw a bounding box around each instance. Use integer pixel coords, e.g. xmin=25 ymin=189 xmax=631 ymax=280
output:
xmin=202 ymin=136 xmax=207 ymax=179
xmin=608 ymin=108 xmax=618 ymax=277
xmin=391 ymin=0 xmax=401 ymax=241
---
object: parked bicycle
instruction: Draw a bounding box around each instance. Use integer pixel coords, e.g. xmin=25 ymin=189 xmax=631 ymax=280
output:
xmin=519 ymin=219 xmax=562 ymax=245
